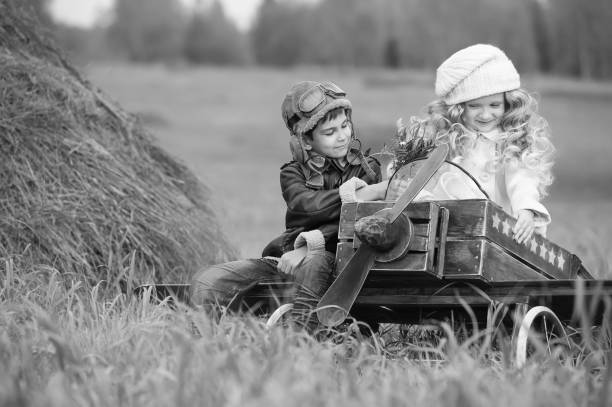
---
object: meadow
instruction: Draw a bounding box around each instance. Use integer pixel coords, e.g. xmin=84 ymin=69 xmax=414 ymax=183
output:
xmin=87 ymin=64 xmax=612 ymax=275
xmin=2 ymin=64 xmax=612 ymax=406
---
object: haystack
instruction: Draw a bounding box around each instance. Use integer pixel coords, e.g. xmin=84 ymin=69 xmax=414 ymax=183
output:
xmin=0 ymin=3 xmax=237 ymax=284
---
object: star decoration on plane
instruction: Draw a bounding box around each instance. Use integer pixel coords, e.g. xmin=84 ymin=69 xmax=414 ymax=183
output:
xmin=492 ymin=213 xmax=501 ymax=230
xmin=557 ymin=253 xmax=565 ymax=269
xmin=502 ymin=219 xmax=511 ymax=236
xmin=530 ymin=238 xmax=538 ymax=253
xmin=539 ymin=242 xmax=547 ymax=259
xmin=548 ymin=247 xmax=556 ymax=264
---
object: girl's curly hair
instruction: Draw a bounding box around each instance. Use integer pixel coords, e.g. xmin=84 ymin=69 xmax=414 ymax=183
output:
xmin=407 ymin=89 xmax=555 ymax=197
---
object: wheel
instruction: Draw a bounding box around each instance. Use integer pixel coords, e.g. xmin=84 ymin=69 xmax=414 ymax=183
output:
xmin=514 ymin=305 xmax=571 ymax=367
xmin=265 ymin=303 xmax=294 ymax=328
xmin=266 ymin=303 xmax=379 ymax=339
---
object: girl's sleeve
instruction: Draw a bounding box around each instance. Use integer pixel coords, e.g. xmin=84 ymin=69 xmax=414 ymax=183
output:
xmin=504 ymin=161 xmax=551 ymax=228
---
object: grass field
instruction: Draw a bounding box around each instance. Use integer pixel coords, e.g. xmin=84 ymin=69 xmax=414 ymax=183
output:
xmin=87 ymin=64 xmax=612 ymax=275
xmin=2 ymin=64 xmax=612 ymax=406
xmin=4 ymin=266 xmax=609 ymax=407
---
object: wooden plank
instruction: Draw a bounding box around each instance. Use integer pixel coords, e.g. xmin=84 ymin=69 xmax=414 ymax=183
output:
xmin=482 ymin=279 xmax=612 ymax=297
xmin=426 ymin=204 xmax=441 ymax=275
xmin=355 ymin=201 xmax=435 ymax=222
xmin=414 ymin=223 xmax=430 ymax=236
xmin=335 ymin=242 xmax=430 ymax=274
xmin=338 ymin=203 xmax=358 ymax=239
xmin=481 ymin=240 xmax=549 ymax=281
xmin=353 ymin=234 xmax=429 ymax=251
xmin=434 ymin=207 xmax=450 ymax=278
xmin=334 ymin=242 xmax=355 ymax=277
xmin=362 ymin=273 xmax=450 ymax=287
xmin=372 ymin=252 xmax=429 ymax=272
xmin=443 ymin=239 xmax=549 ymax=282
xmin=355 ymin=294 xmax=497 ymax=306
xmin=358 ymin=276 xmax=612 ymax=298
xmin=436 ymin=199 xmax=489 ymax=236
xmin=441 ymin=239 xmax=485 ymax=277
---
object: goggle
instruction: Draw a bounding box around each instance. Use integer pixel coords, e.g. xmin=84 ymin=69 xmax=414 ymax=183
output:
xmin=297 ymin=81 xmax=347 ymax=116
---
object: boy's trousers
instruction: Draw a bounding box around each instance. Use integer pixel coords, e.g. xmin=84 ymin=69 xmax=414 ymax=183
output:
xmin=190 ymin=251 xmax=335 ymax=312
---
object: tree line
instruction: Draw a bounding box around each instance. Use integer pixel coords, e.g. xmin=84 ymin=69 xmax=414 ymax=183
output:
xmin=25 ymin=0 xmax=612 ymax=79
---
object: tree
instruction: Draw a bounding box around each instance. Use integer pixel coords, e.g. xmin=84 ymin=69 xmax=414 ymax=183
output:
xmin=251 ymin=0 xmax=309 ymax=66
xmin=384 ymin=37 xmax=400 ymax=68
xmin=246 ymin=0 xmax=612 ymax=78
xmin=385 ymin=0 xmax=538 ymax=71
xmin=109 ymin=0 xmax=186 ymax=62
xmin=183 ymin=1 xmax=250 ymax=65
xmin=304 ymin=0 xmax=385 ymax=66
xmin=529 ymin=0 xmax=553 ymax=72
xmin=547 ymin=0 xmax=612 ymax=78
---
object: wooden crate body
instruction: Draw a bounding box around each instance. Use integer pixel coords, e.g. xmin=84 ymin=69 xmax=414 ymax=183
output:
xmin=337 ymin=199 xmax=583 ymax=284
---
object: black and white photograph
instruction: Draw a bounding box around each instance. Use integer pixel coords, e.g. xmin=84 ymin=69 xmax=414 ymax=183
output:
xmin=2 ymin=0 xmax=612 ymax=405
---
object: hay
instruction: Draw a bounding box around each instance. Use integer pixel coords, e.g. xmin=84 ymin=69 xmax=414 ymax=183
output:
xmin=0 ymin=3 xmax=237 ymax=284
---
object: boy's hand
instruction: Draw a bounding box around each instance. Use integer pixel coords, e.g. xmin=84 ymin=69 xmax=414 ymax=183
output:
xmin=513 ymin=209 xmax=535 ymax=244
xmin=355 ymin=180 xmax=389 ymax=201
xmin=277 ymin=246 xmax=308 ymax=276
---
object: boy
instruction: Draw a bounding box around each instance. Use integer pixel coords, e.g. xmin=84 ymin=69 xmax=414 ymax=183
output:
xmin=190 ymin=81 xmax=388 ymax=330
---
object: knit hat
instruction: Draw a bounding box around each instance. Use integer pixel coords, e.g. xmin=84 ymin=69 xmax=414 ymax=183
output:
xmin=281 ymin=81 xmax=352 ymax=137
xmin=435 ymin=44 xmax=520 ymax=105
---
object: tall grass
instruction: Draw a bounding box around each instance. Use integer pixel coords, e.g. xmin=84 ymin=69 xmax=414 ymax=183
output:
xmin=2 ymin=260 xmax=611 ymax=407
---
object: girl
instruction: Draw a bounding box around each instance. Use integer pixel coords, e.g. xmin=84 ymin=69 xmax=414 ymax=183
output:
xmin=395 ymin=44 xmax=554 ymax=244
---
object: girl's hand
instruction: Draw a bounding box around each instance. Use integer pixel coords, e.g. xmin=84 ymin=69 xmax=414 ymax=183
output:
xmin=386 ymin=179 xmax=411 ymax=201
xmin=277 ymin=246 xmax=308 ymax=276
xmin=513 ymin=209 xmax=535 ymax=244
xmin=355 ymin=180 xmax=389 ymax=201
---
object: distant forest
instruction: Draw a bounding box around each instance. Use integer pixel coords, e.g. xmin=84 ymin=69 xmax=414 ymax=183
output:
xmin=19 ymin=0 xmax=612 ymax=79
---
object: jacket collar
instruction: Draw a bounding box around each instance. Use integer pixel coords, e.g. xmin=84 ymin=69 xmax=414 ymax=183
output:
xmin=304 ymin=148 xmax=364 ymax=189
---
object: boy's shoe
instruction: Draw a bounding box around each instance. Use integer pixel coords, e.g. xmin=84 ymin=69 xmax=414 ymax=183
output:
xmin=265 ymin=284 xmax=380 ymax=340
xmin=265 ymin=284 xmax=329 ymax=336
xmin=289 ymin=284 xmax=324 ymax=334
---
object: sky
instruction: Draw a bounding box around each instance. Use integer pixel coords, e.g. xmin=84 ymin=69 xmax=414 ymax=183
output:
xmin=49 ymin=0 xmax=264 ymax=31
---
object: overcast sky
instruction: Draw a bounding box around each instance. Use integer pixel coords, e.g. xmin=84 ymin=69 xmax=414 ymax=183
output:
xmin=49 ymin=0 xmax=264 ymax=31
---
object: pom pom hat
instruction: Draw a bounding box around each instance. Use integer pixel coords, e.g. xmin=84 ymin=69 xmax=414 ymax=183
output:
xmin=435 ymin=44 xmax=520 ymax=105
xmin=281 ymin=81 xmax=352 ymax=137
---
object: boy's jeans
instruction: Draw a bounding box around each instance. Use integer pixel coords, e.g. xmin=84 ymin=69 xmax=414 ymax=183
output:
xmin=190 ymin=251 xmax=335 ymax=312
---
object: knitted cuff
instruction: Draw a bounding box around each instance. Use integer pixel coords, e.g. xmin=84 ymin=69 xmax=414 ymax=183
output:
xmin=339 ymin=177 xmax=368 ymax=203
xmin=531 ymin=209 xmax=551 ymax=228
xmin=294 ymin=230 xmax=326 ymax=254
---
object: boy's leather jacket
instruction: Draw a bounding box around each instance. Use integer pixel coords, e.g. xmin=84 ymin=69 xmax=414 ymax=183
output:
xmin=261 ymin=155 xmax=380 ymax=257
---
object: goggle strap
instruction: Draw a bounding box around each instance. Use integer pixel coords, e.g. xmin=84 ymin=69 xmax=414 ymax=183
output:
xmin=320 ymin=81 xmax=346 ymax=97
